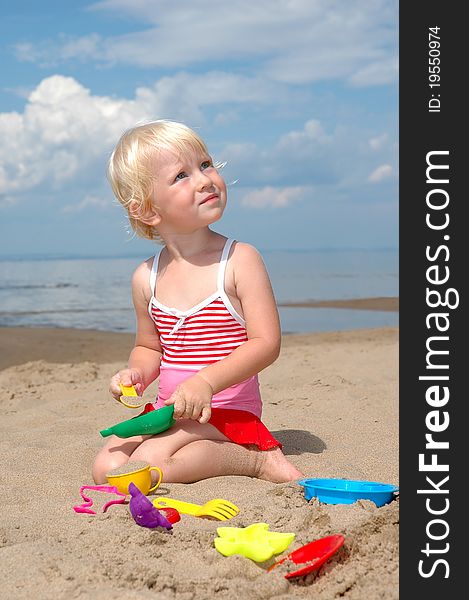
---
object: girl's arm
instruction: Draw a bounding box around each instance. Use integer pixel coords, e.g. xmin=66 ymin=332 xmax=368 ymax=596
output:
xmin=198 ymin=242 xmax=281 ymax=392
xmin=109 ymin=260 xmax=162 ymax=399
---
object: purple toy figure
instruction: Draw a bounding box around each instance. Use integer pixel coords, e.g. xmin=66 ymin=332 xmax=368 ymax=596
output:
xmin=128 ymin=482 xmax=173 ymax=530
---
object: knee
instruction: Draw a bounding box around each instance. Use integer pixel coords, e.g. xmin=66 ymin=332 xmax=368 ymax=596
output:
xmin=129 ymin=445 xmax=162 ymax=465
xmin=92 ymin=451 xmax=128 ymax=484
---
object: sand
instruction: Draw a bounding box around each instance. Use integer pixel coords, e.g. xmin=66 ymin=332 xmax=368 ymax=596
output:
xmin=0 ymin=324 xmax=398 ymax=599
xmin=278 ymin=297 xmax=399 ymax=312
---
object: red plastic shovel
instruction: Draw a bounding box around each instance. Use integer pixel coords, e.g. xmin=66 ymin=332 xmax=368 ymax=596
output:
xmin=267 ymin=534 xmax=345 ymax=579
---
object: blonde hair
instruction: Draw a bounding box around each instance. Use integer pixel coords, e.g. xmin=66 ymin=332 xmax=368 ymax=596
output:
xmin=107 ymin=119 xmax=209 ymax=241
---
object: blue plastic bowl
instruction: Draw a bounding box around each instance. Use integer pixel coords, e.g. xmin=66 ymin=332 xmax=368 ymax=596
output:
xmin=297 ymin=478 xmax=399 ymax=507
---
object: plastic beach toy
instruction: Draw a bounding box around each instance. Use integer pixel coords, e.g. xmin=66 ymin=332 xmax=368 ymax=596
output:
xmin=106 ymin=462 xmax=163 ymax=495
xmin=153 ymin=497 xmax=239 ymax=520
xmin=128 ymin=482 xmax=177 ymax=529
xmin=118 ymin=383 xmax=146 ymax=409
xmin=73 ymin=485 xmax=127 ymax=515
xmin=100 ymin=405 xmax=175 ymax=438
xmin=268 ymin=534 xmax=345 ymax=579
xmin=297 ymin=478 xmax=399 ymax=507
xmin=214 ymin=523 xmax=295 ymax=562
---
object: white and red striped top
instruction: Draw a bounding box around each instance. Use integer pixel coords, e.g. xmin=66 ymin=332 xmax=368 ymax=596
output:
xmin=147 ymin=239 xmax=248 ymax=370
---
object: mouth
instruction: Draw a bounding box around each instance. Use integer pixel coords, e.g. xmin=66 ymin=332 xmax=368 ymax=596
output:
xmin=200 ymin=194 xmax=219 ymax=205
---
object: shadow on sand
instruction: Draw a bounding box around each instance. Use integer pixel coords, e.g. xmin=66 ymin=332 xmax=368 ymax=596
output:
xmin=271 ymin=429 xmax=326 ymax=455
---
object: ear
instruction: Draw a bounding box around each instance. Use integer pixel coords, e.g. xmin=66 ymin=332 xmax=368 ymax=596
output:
xmin=129 ymin=200 xmax=161 ymax=227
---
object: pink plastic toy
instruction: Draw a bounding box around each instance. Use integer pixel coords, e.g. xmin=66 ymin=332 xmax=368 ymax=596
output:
xmin=73 ymin=485 xmax=127 ymax=515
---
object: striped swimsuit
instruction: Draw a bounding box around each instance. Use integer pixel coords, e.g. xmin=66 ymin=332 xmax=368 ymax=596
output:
xmin=145 ymin=238 xmax=281 ymax=450
xmin=148 ymin=238 xmax=262 ymax=417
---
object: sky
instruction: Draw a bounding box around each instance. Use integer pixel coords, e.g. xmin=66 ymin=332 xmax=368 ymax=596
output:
xmin=0 ymin=0 xmax=398 ymax=258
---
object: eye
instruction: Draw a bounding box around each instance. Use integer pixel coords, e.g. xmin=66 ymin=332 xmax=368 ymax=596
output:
xmin=201 ymin=160 xmax=212 ymax=170
xmin=174 ymin=171 xmax=187 ymax=181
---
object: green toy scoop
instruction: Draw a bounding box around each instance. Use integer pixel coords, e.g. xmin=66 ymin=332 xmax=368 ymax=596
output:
xmin=100 ymin=405 xmax=175 ymax=438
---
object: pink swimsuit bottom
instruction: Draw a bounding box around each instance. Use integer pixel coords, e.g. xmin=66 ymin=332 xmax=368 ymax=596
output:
xmin=154 ymin=367 xmax=262 ymax=417
xmin=147 ymin=367 xmax=281 ymax=451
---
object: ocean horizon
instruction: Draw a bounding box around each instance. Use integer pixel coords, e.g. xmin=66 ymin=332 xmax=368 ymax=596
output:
xmin=0 ymin=248 xmax=399 ymax=334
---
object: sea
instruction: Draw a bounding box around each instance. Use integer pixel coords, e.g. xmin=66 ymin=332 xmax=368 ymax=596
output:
xmin=0 ymin=249 xmax=398 ymax=335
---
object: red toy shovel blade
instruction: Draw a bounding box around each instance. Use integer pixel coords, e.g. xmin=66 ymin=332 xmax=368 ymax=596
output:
xmin=268 ymin=534 xmax=345 ymax=579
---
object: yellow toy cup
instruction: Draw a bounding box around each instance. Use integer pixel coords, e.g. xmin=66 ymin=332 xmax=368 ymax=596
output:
xmin=106 ymin=461 xmax=163 ymax=495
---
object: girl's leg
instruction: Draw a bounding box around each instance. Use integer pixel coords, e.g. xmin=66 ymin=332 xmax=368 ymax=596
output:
xmin=153 ymin=440 xmax=303 ymax=483
xmin=92 ymin=434 xmax=150 ymax=484
xmin=129 ymin=420 xmax=303 ymax=483
xmin=92 ymin=419 xmax=221 ymax=484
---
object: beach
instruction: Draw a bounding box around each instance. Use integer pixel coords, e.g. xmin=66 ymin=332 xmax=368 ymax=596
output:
xmin=0 ymin=321 xmax=398 ymax=599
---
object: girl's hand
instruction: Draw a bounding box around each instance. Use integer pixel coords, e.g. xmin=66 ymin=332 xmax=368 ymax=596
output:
xmin=164 ymin=374 xmax=213 ymax=423
xmin=109 ymin=368 xmax=144 ymax=402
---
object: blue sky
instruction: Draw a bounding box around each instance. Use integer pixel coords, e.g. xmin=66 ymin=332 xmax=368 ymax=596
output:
xmin=0 ymin=0 xmax=398 ymax=258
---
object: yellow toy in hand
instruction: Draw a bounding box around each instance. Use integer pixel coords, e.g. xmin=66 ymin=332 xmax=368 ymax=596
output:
xmin=118 ymin=383 xmax=145 ymax=409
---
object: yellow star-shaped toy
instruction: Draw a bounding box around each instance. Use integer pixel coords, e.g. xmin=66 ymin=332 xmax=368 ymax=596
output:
xmin=214 ymin=522 xmax=295 ymax=562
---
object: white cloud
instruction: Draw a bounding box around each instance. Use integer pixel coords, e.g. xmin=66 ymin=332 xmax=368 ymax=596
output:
xmin=369 ymin=133 xmax=389 ymax=151
xmin=348 ymin=57 xmax=399 ymax=87
xmin=14 ymin=34 xmax=102 ymax=67
xmin=277 ymin=119 xmax=330 ymax=148
xmin=61 ymin=194 xmax=110 ymax=214
xmin=0 ymin=72 xmax=279 ymax=200
xmin=241 ymin=186 xmax=307 ymax=209
xmin=368 ymin=164 xmax=393 ymax=182
xmin=145 ymin=71 xmax=279 ymax=114
xmin=15 ymin=0 xmax=397 ymax=87
xmin=0 ymin=69 xmax=396 ymax=220
xmin=0 ymin=75 xmax=141 ymax=196
xmin=222 ymin=119 xmax=340 ymax=186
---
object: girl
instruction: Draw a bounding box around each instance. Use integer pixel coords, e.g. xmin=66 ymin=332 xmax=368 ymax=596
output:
xmin=92 ymin=120 xmax=303 ymax=484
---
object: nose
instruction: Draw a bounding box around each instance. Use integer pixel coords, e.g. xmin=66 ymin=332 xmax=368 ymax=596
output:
xmin=195 ymin=169 xmax=214 ymax=192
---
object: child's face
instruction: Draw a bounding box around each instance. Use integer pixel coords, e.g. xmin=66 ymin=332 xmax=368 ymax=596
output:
xmin=149 ymin=147 xmax=227 ymax=234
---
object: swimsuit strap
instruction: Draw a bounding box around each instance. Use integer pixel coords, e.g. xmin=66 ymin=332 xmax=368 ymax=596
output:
xmin=150 ymin=239 xmax=235 ymax=297
xmin=149 ymin=247 xmax=164 ymax=297
xmin=217 ymin=238 xmax=235 ymax=292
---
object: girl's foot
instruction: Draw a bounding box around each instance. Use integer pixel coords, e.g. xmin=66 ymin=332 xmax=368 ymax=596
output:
xmin=255 ymin=447 xmax=304 ymax=483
